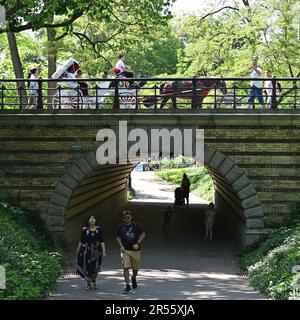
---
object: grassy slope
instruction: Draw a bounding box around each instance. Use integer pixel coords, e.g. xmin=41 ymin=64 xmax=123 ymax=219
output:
xmin=0 ymin=200 xmax=62 ymax=300
xmin=240 ymin=223 xmax=300 ymax=300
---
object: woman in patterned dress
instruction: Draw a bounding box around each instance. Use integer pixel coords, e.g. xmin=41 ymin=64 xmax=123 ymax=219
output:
xmin=76 ymin=216 xmax=106 ymax=290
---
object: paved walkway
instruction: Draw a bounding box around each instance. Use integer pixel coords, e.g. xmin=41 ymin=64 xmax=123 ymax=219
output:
xmin=130 ymin=171 xmax=207 ymax=204
xmin=49 ymin=171 xmax=265 ymax=300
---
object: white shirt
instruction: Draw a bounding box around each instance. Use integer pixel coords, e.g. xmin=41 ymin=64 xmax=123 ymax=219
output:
xmin=115 ymin=59 xmax=125 ymax=72
xmin=205 ymin=209 xmax=216 ymax=224
xmin=29 ymin=74 xmax=38 ymax=94
xmin=66 ymin=72 xmax=79 ymax=89
xmin=265 ymin=80 xmax=273 ymax=96
xmin=250 ymin=67 xmax=262 ymax=88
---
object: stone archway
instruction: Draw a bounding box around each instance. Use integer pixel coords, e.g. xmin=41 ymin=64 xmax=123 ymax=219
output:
xmin=204 ymin=145 xmax=264 ymax=246
xmin=47 ymin=146 xmax=265 ymax=246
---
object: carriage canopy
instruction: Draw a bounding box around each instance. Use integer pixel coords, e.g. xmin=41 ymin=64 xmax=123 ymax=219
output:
xmin=51 ymin=58 xmax=80 ymax=79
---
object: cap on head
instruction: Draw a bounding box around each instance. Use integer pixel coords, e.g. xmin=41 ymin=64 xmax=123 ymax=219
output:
xmin=122 ymin=209 xmax=132 ymax=217
xmin=209 ymin=202 xmax=214 ymax=208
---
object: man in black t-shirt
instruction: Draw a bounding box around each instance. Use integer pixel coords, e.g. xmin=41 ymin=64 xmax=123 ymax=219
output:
xmin=116 ymin=210 xmax=145 ymax=294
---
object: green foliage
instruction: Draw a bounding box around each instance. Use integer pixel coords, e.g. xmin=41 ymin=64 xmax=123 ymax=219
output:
xmin=159 ymin=156 xmax=194 ymax=169
xmin=127 ymin=187 xmax=136 ymax=201
xmin=0 ymin=198 xmax=62 ymax=300
xmin=1 ymin=1 xmax=174 ymax=33
xmin=240 ymin=223 xmax=300 ymax=300
xmin=156 ymin=167 xmax=214 ymax=201
xmin=52 ymin=17 xmax=181 ymax=77
xmin=174 ymin=0 xmax=300 ymax=107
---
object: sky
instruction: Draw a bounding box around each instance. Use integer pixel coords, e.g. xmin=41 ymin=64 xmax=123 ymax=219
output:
xmin=171 ymin=0 xmax=205 ymax=13
xmin=171 ymin=0 xmax=233 ymax=15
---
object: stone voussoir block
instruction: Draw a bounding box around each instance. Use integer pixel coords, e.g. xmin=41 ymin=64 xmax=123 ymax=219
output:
xmin=48 ymin=203 xmax=66 ymax=217
xmin=232 ymin=175 xmax=250 ymax=192
xmin=244 ymin=206 xmax=264 ymax=218
xmin=225 ymin=165 xmax=244 ymax=184
xmin=241 ymin=194 xmax=261 ymax=209
xmin=208 ymin=151 xmax=226 ymax=170
xmin=237 ymin=184 xmax=257 ymax=200
xmin=54 ymin=183 xmax=73 ymax=198
xmin=68 ymin=164 xmax=86 ymax=181
xmin=60 ymin=173 xmax=79 ymax=189
xmin=84 ymin=151 xmax=101 ymax=169
xmin=50 ymin=192 xmax=69 ymax=207
xmin=217 ymin=158 xmax=235 ymax=177
xmin=47 ymin=215 xmax=65 ymax=227
xmin=246 ymin=218 xmax=264 ymax=229
xmin=204 ymin=146 xmax=216 ymax=165
xmin=75 ymin=158 xmax=93 ymax=175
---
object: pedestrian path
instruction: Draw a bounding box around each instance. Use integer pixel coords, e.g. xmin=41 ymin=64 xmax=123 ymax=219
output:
xmin=49 ymin=172 xmax=265 ymax=300
xmin=130 ymin=171 xmax=207 ymax=204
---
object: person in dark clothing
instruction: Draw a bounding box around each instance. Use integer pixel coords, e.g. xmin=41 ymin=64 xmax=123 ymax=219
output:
xmin=181 ymin=173 xmax=191 ymax=208
xmin=76 ymin=215 xmax=106 ymax=290
xmin=163 ymin=205 xmax=173 ymax=233
xmin=116 ymin=210 xmax=146 ymax=294
xmin=76 ymin=69 xmax=88 ymax=96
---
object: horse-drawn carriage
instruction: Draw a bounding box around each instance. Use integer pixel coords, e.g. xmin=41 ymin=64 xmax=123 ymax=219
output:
xmin=50 ymin=58 xmax=228 ymax=109
xmin=50 ymin=58 xmax=146 ymax=109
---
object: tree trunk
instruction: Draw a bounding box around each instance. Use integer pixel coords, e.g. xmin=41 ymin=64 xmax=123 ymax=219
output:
xmin=47 ymin=18 xmax=57 ymax=108
xmin=7 ymin=31 xmax=27 ymax=108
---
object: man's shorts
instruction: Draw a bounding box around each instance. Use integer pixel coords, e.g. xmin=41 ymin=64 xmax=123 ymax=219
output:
xmin=121 ymin=250 xmax=141 ymax=269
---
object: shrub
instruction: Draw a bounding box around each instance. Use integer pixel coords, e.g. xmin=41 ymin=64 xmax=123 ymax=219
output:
xmin=0 ymin=199 xmax=62 ymax=300
xmin=240 ymin=223 xmax=300 ymax=300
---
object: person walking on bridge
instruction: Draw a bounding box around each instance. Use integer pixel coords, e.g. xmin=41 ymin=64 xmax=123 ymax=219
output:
xmin=116 ymin=210 xmax=145 ymax=294
xmin=247 ymin=59 xmax=264 ymax=108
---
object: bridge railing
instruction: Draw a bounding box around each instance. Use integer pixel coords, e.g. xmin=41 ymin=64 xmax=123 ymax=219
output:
xmin=0 ymin=77 xmax=299 ymax=110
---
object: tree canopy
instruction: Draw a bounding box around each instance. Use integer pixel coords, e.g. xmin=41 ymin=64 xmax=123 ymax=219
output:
xmin=0 ymin=0 xmax=299 ymax=82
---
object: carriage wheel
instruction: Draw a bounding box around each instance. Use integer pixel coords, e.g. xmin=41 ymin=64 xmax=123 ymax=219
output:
xmin=51 ymin=89 xmax=83 ymax=109
xmin=119 ymin=92 xmax=136 ymax=109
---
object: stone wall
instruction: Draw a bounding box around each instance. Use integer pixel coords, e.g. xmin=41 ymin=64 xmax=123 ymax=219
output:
xmin=0 ymin=110 xmax=299 ymax=244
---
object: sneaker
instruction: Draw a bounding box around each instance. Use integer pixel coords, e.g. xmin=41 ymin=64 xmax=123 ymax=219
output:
xmin=91 ymin=281 xmax=97 ymax=290
xmin=131 ymin=276 xmax=137 ymax=289
xmin=85 ymin=282 xmax=92 ymax=290
xmin=123 ymin=284 xmax=131 ymax=294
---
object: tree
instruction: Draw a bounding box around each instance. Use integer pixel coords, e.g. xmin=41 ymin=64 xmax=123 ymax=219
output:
xmin=53 ymin=16 xmax=181 ymax=77
xmin=0 ymin=0 xmax=175 ymax=76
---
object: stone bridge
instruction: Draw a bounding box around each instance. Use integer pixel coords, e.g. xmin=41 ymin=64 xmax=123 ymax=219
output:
xmin=0 ymin=109 xmax=299 ymax=247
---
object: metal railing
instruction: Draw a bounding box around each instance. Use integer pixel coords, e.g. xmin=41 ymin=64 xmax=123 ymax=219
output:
xmin=0 ymin=77 xmax=299 ymax=110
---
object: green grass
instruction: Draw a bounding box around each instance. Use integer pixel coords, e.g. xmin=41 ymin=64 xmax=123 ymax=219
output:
xmin=155 ymin=167 xmax=214 ymax=202
xmin=239 ymin=222 xmax=300 ymax=300
xmin=0 ymin=198 xmax=63 ymax=300
xmin=127 ymin=187 xmax=136 ymax=200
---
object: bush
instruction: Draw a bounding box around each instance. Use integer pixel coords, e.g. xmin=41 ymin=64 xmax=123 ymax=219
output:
xmin=0 ymin=199 xmax=62 ymax=300
xmin=240 ymin=223 xmax=300 ymax=300
xmin=127 ymin=187 xmax=136 ymax=200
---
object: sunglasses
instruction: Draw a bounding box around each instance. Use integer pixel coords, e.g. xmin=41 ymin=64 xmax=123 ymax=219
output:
xmin=123 ymin=216 xmax=131 ymax=220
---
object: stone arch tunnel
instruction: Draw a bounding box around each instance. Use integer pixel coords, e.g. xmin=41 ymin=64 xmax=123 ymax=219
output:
xmin=0 ymin=110 xmax=299 ymax=247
